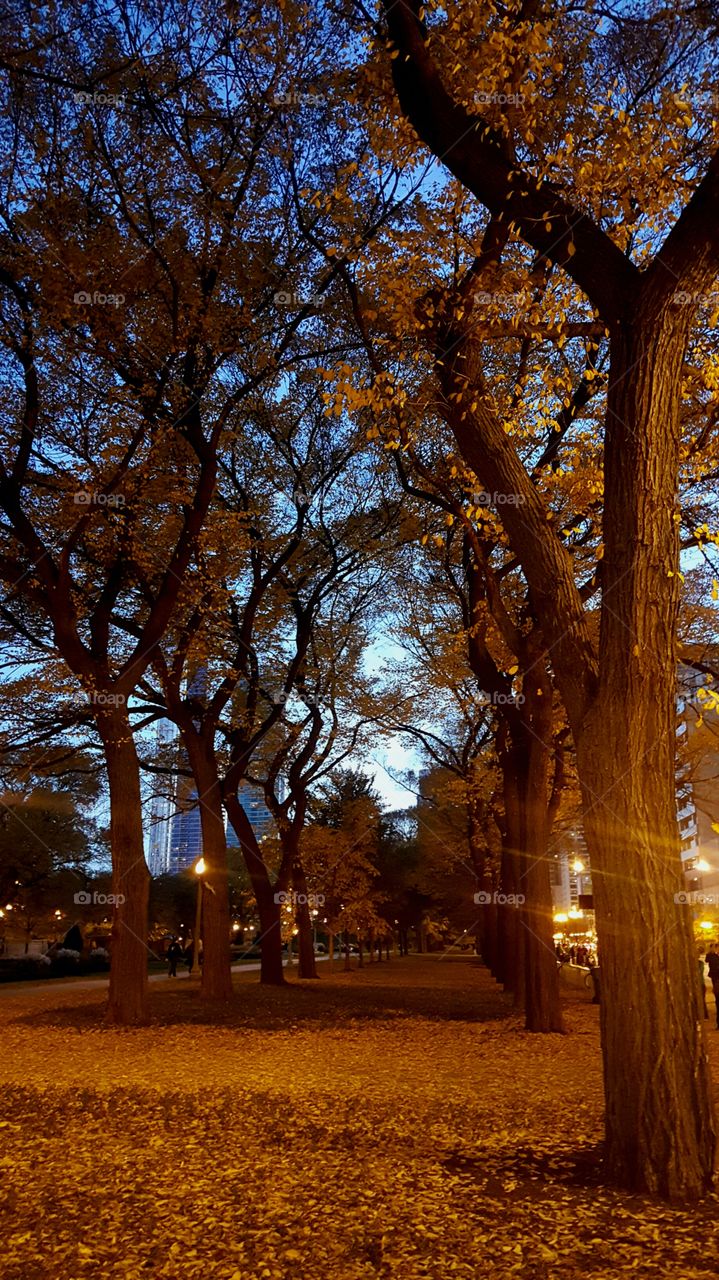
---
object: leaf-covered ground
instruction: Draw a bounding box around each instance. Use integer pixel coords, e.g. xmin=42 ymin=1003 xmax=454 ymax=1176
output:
xmin=1 ymin=956 xmax=718 ymax=1280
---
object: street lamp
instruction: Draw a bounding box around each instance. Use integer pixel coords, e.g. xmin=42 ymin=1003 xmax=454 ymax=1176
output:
xmin=192 ymin=857 xmax=206 ymax=976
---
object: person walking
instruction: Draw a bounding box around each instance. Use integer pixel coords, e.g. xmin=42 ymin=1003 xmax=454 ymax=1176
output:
xmin=185 ymin=941 xmax=194 ymax=976
xmin=705 ymin=943 xmax=719 ymax=1028
xmin=167 ymin=938 xmax=182 ymax=978
xmin=698 ymin=951 xmax=709 ymax=1019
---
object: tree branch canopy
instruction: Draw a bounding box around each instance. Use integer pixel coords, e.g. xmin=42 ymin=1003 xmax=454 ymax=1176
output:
xmin=381 ymin=0 xmax=639 ymax=325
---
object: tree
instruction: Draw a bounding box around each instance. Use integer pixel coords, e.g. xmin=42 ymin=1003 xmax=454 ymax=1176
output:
xmin=348 ymin=0 xmax=719 ymax=1194
xmin=0 ymin=0 xmax=367 ymax=1019
xmin=0 ymin=783 xmax=95 ymax=952
xmin=381 ymin=495 xmax=565 ymax=1029
xmin=303 ymin=769 xmax=385 ymax=967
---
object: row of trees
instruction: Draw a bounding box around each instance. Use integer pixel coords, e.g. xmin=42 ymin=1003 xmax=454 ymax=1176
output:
xmin=1 ymin=0 xmax=718 ymax=1198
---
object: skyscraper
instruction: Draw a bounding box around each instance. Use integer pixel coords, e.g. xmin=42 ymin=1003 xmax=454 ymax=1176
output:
xmin=147 ymin=720 xmax=176 ymax=876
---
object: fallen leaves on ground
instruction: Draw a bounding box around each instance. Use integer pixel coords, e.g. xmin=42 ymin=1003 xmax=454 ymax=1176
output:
xmin=0 ymin=957 xmax=718 ymax=1280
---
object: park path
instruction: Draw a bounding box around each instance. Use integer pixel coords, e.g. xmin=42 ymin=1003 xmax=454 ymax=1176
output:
xmin=0 ymin=953 xmax=329 ymax=997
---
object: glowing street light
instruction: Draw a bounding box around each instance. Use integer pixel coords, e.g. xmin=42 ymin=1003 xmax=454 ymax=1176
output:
xmin=553 ymin=912 xmax=569 ymax=924
xmin=571 ymin=858 xmax=585 ymax=874
xmin=699 ymin=920 xmax=714 ymax=931
xmin=696 ymin=859 xmax=712 ymax=873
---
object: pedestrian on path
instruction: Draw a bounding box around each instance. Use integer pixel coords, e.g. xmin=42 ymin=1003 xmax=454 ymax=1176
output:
xmin=167 ymin=939 xmax=183 ymax=978
xmin=705 ymin=944 xmax=719 ymax=1028
xmin=698 ymin=951 xmax=709 ymax=1019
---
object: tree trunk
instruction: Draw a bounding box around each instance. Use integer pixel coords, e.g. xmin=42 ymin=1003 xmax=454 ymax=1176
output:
xmin=579 ymin=732 xmax=715 ymax=1195
xmin=569 ymin=317 xmax=716 ymax=1195
xmin=292 ymin=857 xmax=318 ymax=979
xmin=185 ymin=742 xmax=232 ymax=1001
xmin=497 ymin=818 xmax=520 ymax=998
xmin=98 ymin=710 xmax=149 ymax=1025
xmin=518 ymin=692 xmax=564 ymax=1034
xmin=344 ymin=929 xmax=351 ymax=971
xmin=225 ymin=795 xmax=285 ymax=985
xmin=468 ymin=802 xmax=498 ymax=973
xmin=485 ymin=896 xmax=499 ymax=977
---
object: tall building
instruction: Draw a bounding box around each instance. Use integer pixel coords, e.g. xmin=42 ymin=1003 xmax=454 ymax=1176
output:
xmin=226 ymin=780 xmax=280 ymax=847
xmin=162 ymin=668 xmax=207 ymax=874
xmin=168 ymin=788 xmax=204 ymax=872
xmin=147 ymin=720 xmax=176 ymax=876
xmin=145 ymin=721 xmax=280 ymax=873
xmin=550 ymin=827 xmax=591 ymax=916
xmin=677 ymin=661 xmax=719 ymax=904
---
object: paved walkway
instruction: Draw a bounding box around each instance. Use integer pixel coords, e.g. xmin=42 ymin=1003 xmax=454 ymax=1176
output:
xmin=0 ymin=954 xmax=330 ymax=996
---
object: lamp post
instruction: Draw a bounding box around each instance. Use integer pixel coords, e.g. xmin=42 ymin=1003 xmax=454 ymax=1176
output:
xmin=193 ymin=856 xmax=206 ymax=976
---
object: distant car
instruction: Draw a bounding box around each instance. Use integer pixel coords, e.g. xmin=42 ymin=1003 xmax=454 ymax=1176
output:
xmin=314 ymin=943 xmax=327 ymax=955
